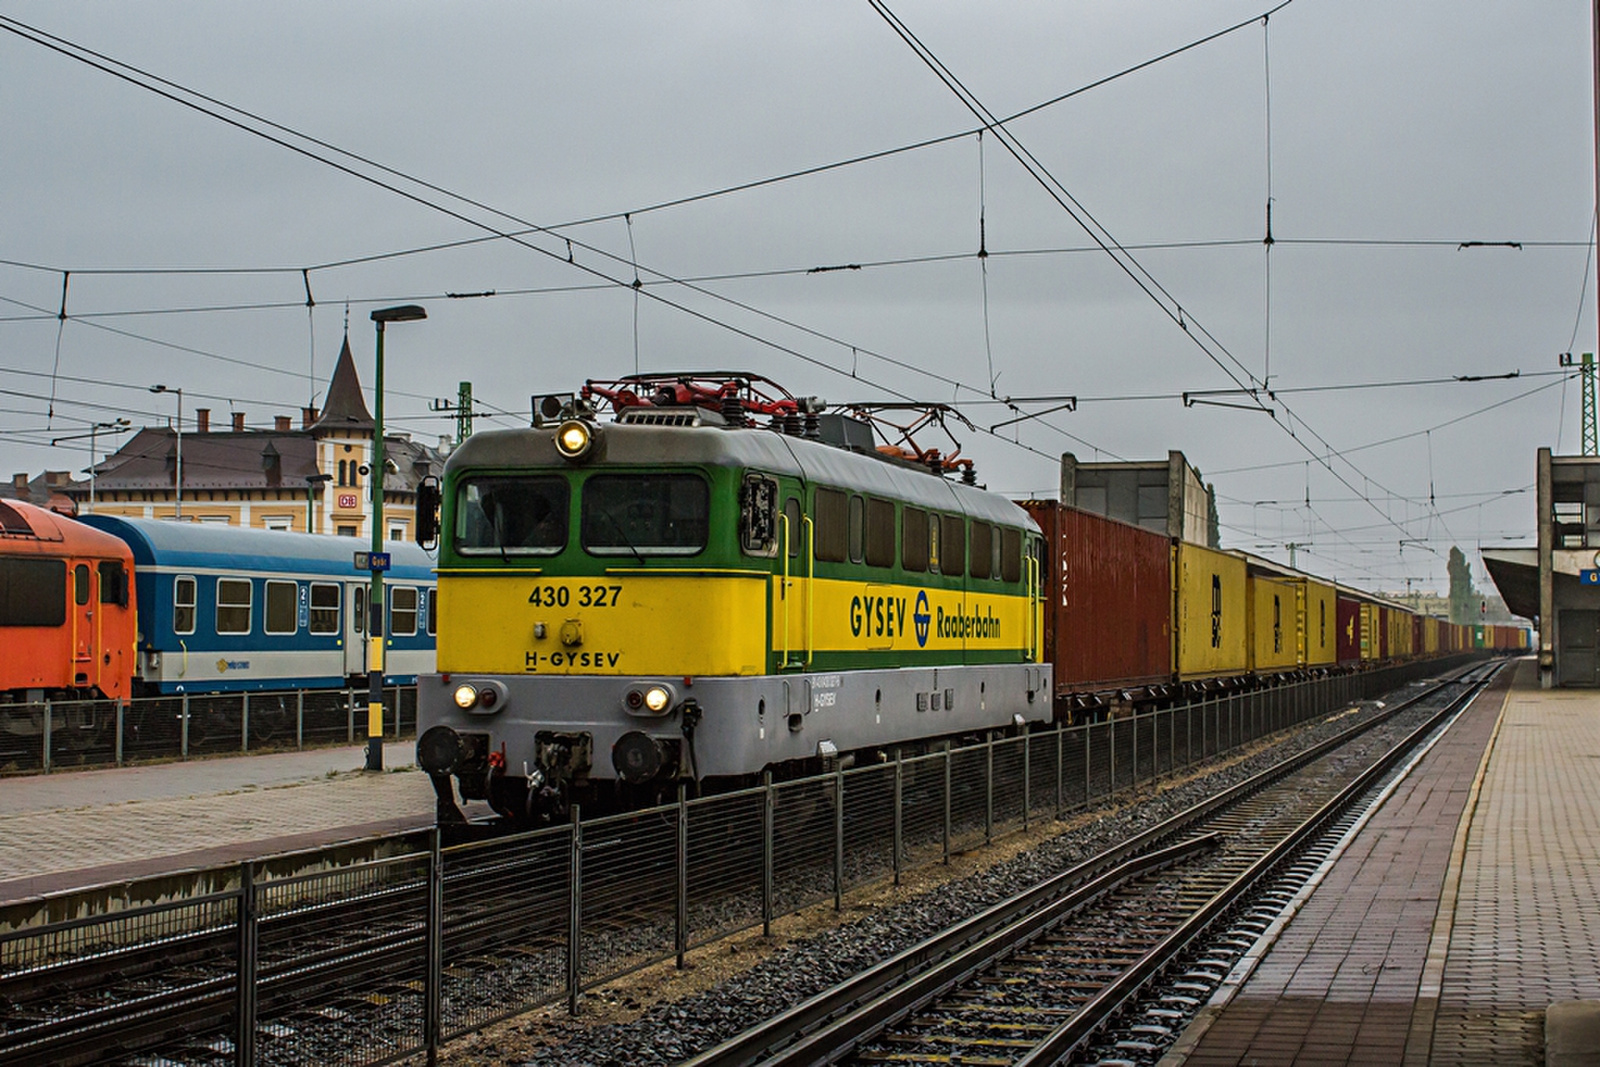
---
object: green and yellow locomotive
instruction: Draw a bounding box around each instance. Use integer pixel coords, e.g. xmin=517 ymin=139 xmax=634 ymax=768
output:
xmin=416 ymin=374 xmax=1047 ymax=823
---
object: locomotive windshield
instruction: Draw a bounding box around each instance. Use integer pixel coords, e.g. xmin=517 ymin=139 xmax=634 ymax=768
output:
xmin=581 ymin=473 xmax=708 ymax=556
xmin=456 ymin=477 xmax=570 ymax=555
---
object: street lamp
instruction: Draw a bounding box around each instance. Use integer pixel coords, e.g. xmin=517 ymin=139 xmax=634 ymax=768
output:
xmin=304 ymin=472 xmax=333 ymax=534
xmin=149 ymin=385 xmax=183 ymax=519
xmin=366 ymin=304 xmax=426 ymax=772
xmin=51 ymin=418 xmax=131 ymax=513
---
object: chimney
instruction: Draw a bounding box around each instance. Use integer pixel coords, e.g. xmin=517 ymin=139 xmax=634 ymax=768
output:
xmin=11 ymin=473 xmax=28 ymax=500
xmin=274 ymin=415 xmax=292 ymax=432
xmin=45 ymin=470 xmax=69 ymax=487
xmin=232 ymin=412 xmax=246 ymax=432
xmin=302 ymin=406 xmax=318 ymax=429
xmin=195 ymin=408 xmax=211 ymax=433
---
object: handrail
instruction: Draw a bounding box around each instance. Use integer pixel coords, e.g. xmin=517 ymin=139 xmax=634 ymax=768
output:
xmin=779 ymin=512 xmax=791 ymax=668
xmin=803 ymin=515 xmax=815 ymax=667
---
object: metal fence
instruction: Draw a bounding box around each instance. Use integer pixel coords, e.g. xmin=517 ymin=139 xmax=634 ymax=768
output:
xmin=0 ymin=655 xmax=1479 ymax=1067
xmin=0 ymin=686 xmax=419 ymax=774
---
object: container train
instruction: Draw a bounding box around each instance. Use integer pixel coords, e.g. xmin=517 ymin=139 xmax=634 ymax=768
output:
xmin=414 ymin=373 xmax=1529 ymax=826
xmin=0 ymin=498 xmax=437 ymax=710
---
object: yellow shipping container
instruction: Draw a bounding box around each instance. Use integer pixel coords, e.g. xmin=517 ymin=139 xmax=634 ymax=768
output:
xmin=1247 ymin=574 xmax=1300 ymax=672
xmin=1390 ymin=608 xmax=1413 ymax=658
xmin=1359 ymin=603 xmax=1379 ymax=660
xmin=1303 ymin=579 xmax=1338 ymax=667
xmin=1174 ymin=543 xmax=1249 ymax=678
xmin=1423 ymin=616 xmax=1441 ymax=655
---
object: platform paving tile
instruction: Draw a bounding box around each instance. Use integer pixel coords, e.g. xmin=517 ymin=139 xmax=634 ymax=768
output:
xmin=1177 ymin=664 xmax=1510 ymax=1066
xmin=0 ymin=741 xmax=481 ymax=901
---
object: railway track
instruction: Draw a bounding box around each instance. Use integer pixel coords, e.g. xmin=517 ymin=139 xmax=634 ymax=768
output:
xmin=687 ymin=662 xmax=1499 ymax=1067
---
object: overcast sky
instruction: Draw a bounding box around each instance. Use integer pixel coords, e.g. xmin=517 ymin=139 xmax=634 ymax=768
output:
xmin=1 ymin=1 xmax=1592 ymax=600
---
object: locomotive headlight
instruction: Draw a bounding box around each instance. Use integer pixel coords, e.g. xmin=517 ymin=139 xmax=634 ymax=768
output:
xmin=453 ymin=684 xmax=479 ymax=709
xmin=643 ymin=685 xmax=671 ymax=713
xmin=555 ymin=419 xmax=593 ymax=460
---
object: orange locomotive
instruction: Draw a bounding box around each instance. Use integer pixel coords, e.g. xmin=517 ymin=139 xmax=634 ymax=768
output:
xmin=0 ymin=499 xmax=135 ymax=702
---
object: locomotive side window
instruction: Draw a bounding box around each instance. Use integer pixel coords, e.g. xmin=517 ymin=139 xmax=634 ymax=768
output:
xmin=174 ymin=576 xmax=196 ymax=635
xmin=390 ymin=587 xmax=419 ymax=636
xmin=926 ymin=513 xmax=941 ymax=573
xmin=784 ymin=498 xmax=802 ymax=558
xmin=1000 ymin=527 xmax=1022 ymax=583
xmin=74 ymin=564 xmax=89 ymax=606
xmin=216 ymin=578 xmax=252 ymax=635
xmin=813 ymin=488 xmax=848 ymax=563
xmin=969 ymin=522 xmax=992 ymax=579
xmin=309 ymin=583 xmax=340 ymax=635
xmin=265 ymin=580 xmax=298 ymax=635
xmin=582 ymin=473 xmax=709 ymax=556
xmin=902 ymin=507 xmax=928 ymax=572
xmin=0 ymin=557 xmax=66 ymax=627
xmin=942 ymin=515 xmax=966 ymax=577
xmin=457 ymin=477 xmax=569 ymax=555
xmin=739 ymin=475 xmax=778 ymax=554
xmin=848 ymin=495 xmax=865 ymax=563
xmin=865 ymin=497 xmax=895 ymax=567
xmin=98 ymin=560 xmax=128 ymax=606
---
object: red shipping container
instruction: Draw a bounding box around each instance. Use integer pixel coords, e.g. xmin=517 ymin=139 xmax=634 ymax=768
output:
xmin=1336 ymin=595 xmax=1362 ymax=664
xmin=1022 ymin=502 xmax=1171 ymax=702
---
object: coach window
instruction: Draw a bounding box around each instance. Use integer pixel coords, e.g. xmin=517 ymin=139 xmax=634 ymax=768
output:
xmin=941 ymin=515 xmax=965 ymax=577
xmin=353 ymin=586 xmax=366 ymax=636
xmin=390 ymin=587 xmax=419 ymax=637
xmin=74 ymin=564 xmax=89 ymax=606
xmin=865 ymin=497 xmax=895 ymax=568
xmin=582 ymin=473 xmax=709 ymax=556
xmin=425 ymin=590 xmax=437 ymax=636
xmin=173 ymin=577 xmax=197 ymax=634
xmin=216 ymin=578 xmax=252 ymax=635
xmin=1000 ymin=527 xmax=1023 ymax=583
xmin=784 ymin=497 xmax=802 ymax=558
xmin=970 ymin=522 xmax=992 ymax=579
xmin=902 ymin=507 xmax=928 ymax=572
xmin=98 ymin=560 xmax=128 ymax=606
xmin=847 ymin=495 xmax=865 ymax=563
xmin=309 ymin=582 xmax=340 ymax=635
xmin=265 ymin=580 xmax=298 ymax=635
xmin=814 ymin=488 xmax=848 ymax=563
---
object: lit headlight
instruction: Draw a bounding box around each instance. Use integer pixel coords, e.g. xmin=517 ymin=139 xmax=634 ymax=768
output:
xmin=555 ymin=419 xmax=593 ymax=460
xmin=453 ymin=684 xmax=479 ymax=709
xmin=643 ymin=685 xmax=671 ymax=713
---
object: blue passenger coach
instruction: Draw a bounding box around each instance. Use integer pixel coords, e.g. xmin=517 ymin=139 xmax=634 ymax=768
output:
xmin=80 ymin=516 xmax=436 ymax=694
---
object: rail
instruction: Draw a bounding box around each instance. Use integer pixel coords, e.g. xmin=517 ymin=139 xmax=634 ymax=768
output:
xmin=0 ymin=653 xmax=1489 ymax=1067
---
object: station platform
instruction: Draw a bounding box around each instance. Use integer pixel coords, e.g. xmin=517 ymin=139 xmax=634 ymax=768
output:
xmin=1167 ymin=658 xmax=1600 ymax=1066
xmin=0 ymin=741 xmax=484 ymax=904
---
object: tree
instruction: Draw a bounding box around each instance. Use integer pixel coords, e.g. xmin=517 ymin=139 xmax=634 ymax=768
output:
xmin=1447 ymin=546 xmax=1477 ymax=624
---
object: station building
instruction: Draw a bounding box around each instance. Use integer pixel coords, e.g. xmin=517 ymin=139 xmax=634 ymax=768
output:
xmin=64 ymin=336 xmax=446 ymax=539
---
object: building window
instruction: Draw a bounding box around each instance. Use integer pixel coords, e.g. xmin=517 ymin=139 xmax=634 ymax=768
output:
xmin=309 ymin=582 xmax=340 ymax=635
xmin=265 ymin=580 xmax=297 ymax=634
xmin=389 ymin=525 xmax=405 ymax=542
xmin=390 ymin=586 xmax=418 ymax=636
xmin=337 ymin=525 xmax=358 ymax=538
xmin=217 ymin=578 xmax=252 ymax=634
xmin=337 ymin=460 xmax=347 ymax=487
xmin=174 ymin=576 xmax=196 ymax=634
xmin=263 ymin=515 xmax=294 ymax=532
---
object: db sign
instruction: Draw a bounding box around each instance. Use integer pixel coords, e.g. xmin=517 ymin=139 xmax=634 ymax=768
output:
xmin=338 ymin=493 xmax=359 ymax=509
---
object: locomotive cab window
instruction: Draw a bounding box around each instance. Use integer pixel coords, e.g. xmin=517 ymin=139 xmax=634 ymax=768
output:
xmin=582 ymin=473 xmax=708 ymax=556
xmin=391 ymin=587 xmax=419 ymax=636
xmin=216 ymin=578 xmax=252 ymax=635
xmin=457 ymin=477 xmax=569 ymax=556
xmin=174 ymin=576 xmax=197 ymax=635
xmin=265 ymin=580 xmax=297 ymax=635
xmin=309 ymin=582 xmax=340 ymax=635
xmin=98 ymin=560 xmax=128 ymax=606
xmin=739 ymin=474 xmax=779 ymax=555
xmin=0 ymin=557 xmax=66 ymax=627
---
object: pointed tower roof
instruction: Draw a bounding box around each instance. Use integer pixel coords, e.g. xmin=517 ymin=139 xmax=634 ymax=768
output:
xmin=312 ymin=333 xmax=373 ymax=432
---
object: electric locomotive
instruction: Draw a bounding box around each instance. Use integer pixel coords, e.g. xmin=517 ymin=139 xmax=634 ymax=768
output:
xmin=415 ymin=374 xmax=1049 ymax=823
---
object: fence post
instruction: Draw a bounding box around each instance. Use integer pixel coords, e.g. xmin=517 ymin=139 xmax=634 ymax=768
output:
xmin=892 ymin=753 xmax=904 ymax=886
xmin=1131 ymin=711 xmax=1139 ymax=787
xmin=296 ymin=691 xmax=304 ymax=750
xmin=942 ymin=747 xmax=952 ymax=865
xmin=241 ymin=692 xmax=250 ymax=753
xmin=834 ymin=767 xmax=845 ymax=910
xmin=676 ymin=785 xmax=688 ymax=967
xmin=984 ymin=733 xmax=994 ymax=845
xmin=1186 ymin=702 xmax=1192 ymax=767
xmin=1083 ymin=723 xmax=1091 ymax=809
xmin=424 ymin=827 xmax=443 ymax=1065
xmin=1022 ymin=729 xmax=1031 ymax=832
xmin=181 ymin=694 xmax=190 ymax=759
xmin=1054 ymin=726 xmax=1064 ymax=820
xmin=42 ymin=701 xmax=51 ymax=773
xmin=115 ymin=701 xmax=124 ymax=767
xmin=1109 ymin=716 xmax=1117 ymax=794
xmin=236 ymin=860 xmax=257 ymax=1067
xmin=567 ymin=805 xmax=583 ymax=1015
xmin=762 ymin=772 xmax=774 ymax=938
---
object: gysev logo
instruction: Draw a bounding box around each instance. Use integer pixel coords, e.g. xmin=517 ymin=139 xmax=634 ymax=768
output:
xmin=913 ymin=591 xmax=931 ymax=647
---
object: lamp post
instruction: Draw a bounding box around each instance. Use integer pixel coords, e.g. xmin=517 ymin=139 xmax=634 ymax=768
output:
xmin=366 ymin=304 xmax=427 ymax=772
xmin=149 ymin=385 xmax=183 ymax=519
xmin=304 ymin=472 xmax=333 ymax=534
xmin=51 ymin=418 xmax=130 ymax=513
